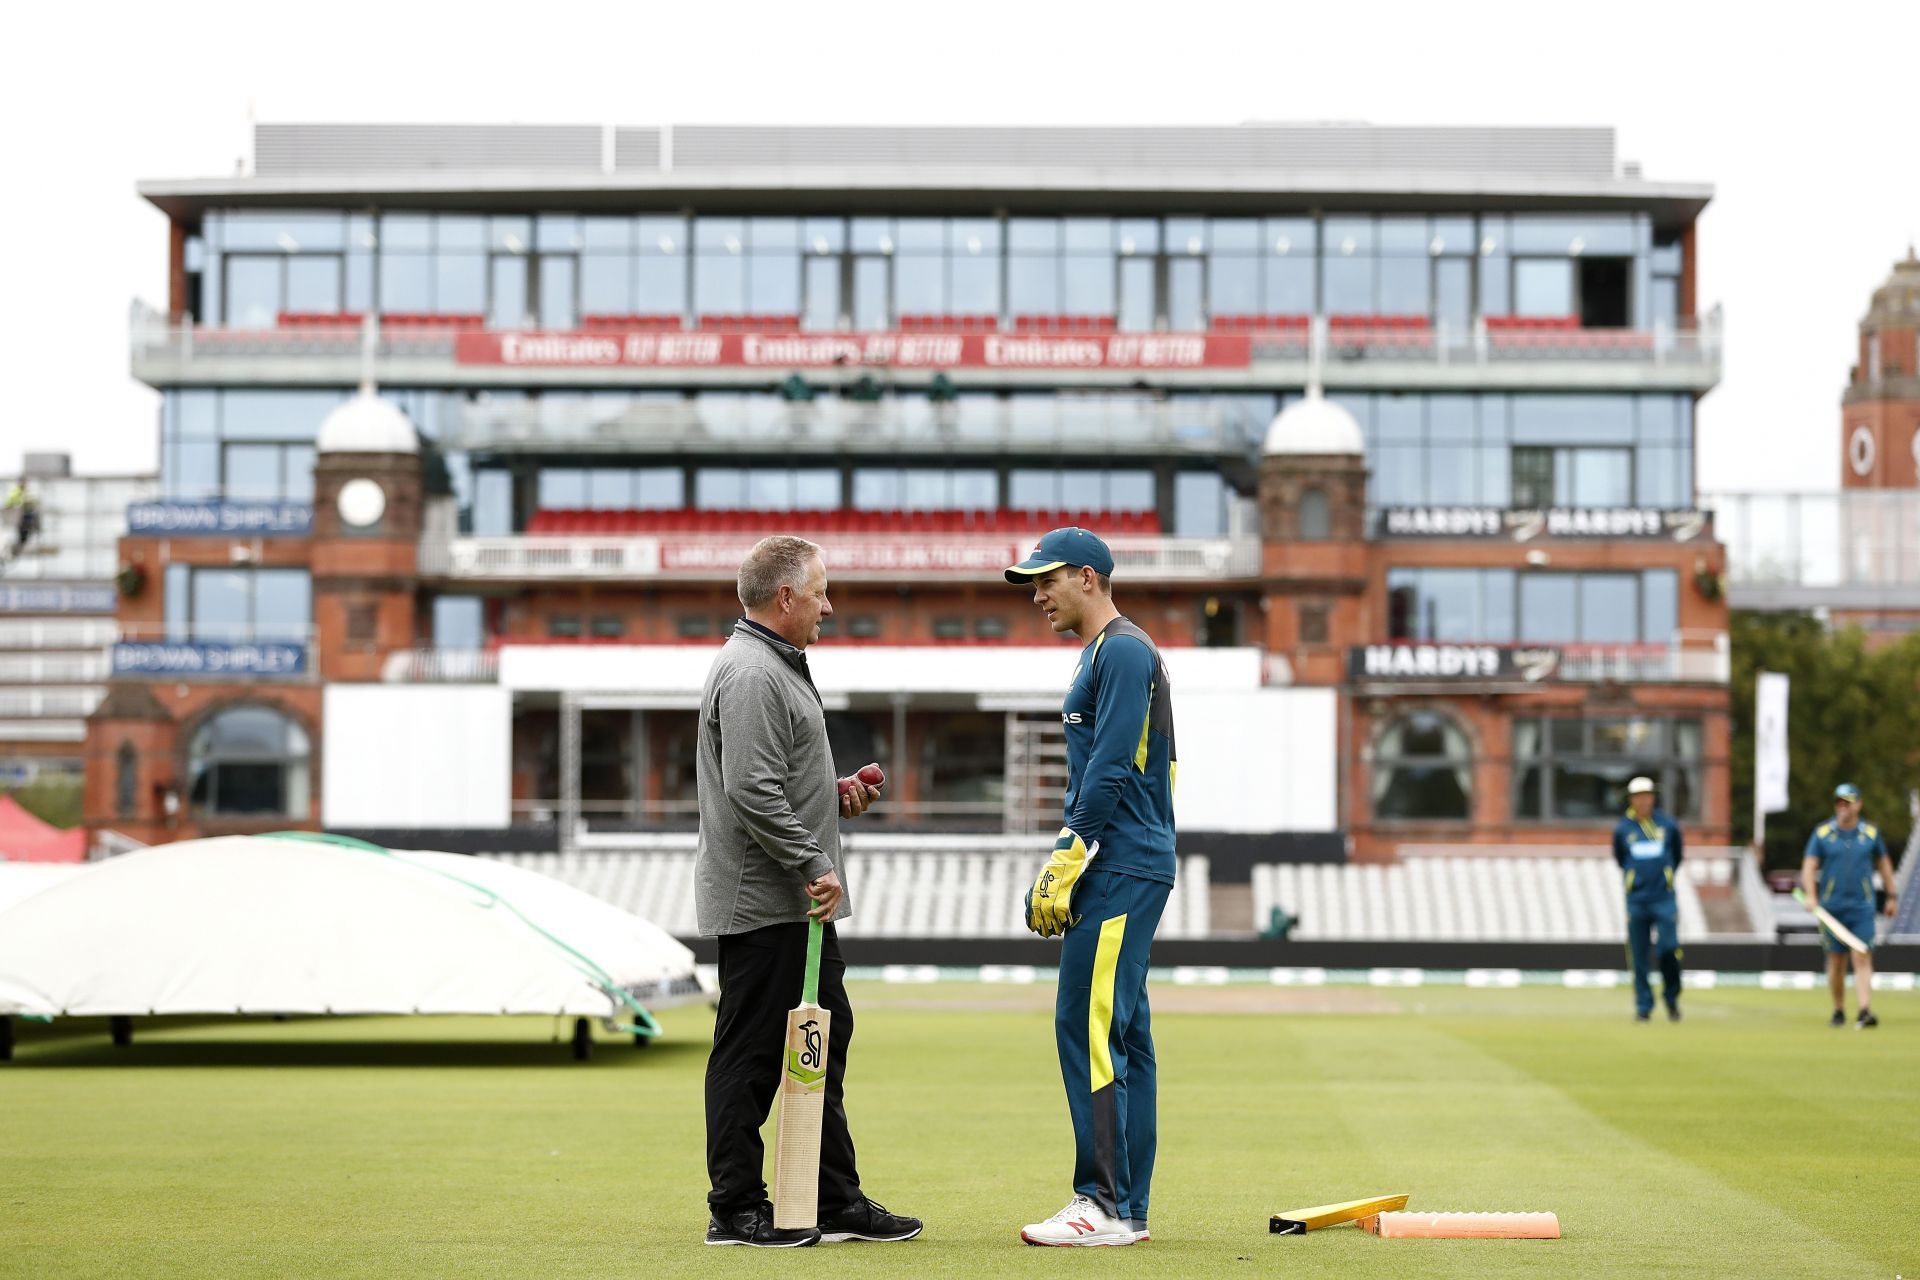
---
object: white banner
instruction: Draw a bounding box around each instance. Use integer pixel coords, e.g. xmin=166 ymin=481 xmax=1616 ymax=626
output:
xmin=1755 ymin=671 xmax=1790 ymax=815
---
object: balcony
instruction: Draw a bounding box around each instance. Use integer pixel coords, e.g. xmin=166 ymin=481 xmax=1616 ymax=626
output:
xmin=447 ymin=395 xmax=1253 ymax=458
xmin=420 ymin=533 xmax=1262 ymax=584
xmin=381 ymin=648 xmax=500 ymax=683
xmin=129 ymin=304 xmax=1721 ymax=394
xmin=1704 ymin=491 xmax=1920 ymax=609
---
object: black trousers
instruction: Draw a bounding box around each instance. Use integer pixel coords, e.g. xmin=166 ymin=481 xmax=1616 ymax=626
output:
xmin=705 ymin=920 xmax=862 ymax=1216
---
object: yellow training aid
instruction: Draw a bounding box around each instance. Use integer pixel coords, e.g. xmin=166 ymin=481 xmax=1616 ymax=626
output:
xmin=1271 ymin=1194 xmax=1411 ymax=1234
xmin=1026 ymin=827 xmax=1096 ymax=937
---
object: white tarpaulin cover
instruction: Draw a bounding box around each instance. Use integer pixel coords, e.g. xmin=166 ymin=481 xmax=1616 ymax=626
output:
xmin=0 ymin=863 xmax=84 ymax=915
xmin=0 ymin=835 xmax=707 ymax=1026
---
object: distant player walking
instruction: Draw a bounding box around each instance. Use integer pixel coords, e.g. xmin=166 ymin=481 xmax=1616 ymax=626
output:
xmin=1003 ymin=528 xmax=1177 ymax=1247
xmin=1802 ymin=783 xmax=1898 ymax=1028
xmin=1611 ymin=776 xmax=1684 ymax=1022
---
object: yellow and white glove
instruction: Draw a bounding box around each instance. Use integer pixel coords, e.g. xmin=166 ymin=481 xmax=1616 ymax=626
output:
xmin=1024 ymin=827 xmax=1098 ymax=938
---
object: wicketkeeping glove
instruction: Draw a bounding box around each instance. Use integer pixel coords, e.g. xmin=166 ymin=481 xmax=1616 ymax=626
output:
xmin=1024 ymin=827 xmax=1098 ymax=938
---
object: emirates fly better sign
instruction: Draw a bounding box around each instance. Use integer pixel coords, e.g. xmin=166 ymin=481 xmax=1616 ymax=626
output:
xmin=455 ymin=330 xmax=1252 ymax=370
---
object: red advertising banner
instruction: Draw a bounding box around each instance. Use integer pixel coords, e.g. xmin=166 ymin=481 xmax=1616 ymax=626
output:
xmin=454 ymin=330 xmax=1252 ymax=371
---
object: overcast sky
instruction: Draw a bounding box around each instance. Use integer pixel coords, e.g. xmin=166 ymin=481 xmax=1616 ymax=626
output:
xmin=3 ymin=0 xmax=1915 ymax=493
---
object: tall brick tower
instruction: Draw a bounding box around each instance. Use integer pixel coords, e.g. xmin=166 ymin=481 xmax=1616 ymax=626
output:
xmin=1840 ymin=249 xmax=1920 ymax=488
xmin=1257 ymin=387 xmax=1370 ymax=687
xmin=310 ymin=393 xmax=423 ymax=683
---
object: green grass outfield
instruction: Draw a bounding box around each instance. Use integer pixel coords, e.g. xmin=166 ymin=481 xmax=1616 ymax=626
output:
xmin=3 ymin=984 xmax=1914 ymax=1279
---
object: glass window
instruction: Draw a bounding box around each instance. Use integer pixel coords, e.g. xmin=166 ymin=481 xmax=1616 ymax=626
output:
xmin=1513 ymin=259 xmax=1575 ymax=317
xmin=951 ymin=251 xmax=1000 ymax=316
xmin=474 ymin=469 xmax=513 ymax=535
xmin=284 ymin=256 xmax=341 ymax=312
xmin=433 ymin=596 xmax=485 ymax=649
xmin=635 ymin=467 xmax=683 ymax=508
xmin=1373 ymin=711 xmax=1471 ymax=820
xmin=490 ymin=255 xmax=529 ymax=328
xmin=850 ymin=218 xmax=895 ymax=254
xmin=1209 ymin=253 xmax=1260 ymax=315
xmin=539 ymin=469 xmax=588 ymax=508
xmin=895 ymin=253 xmax=945 ymax=314
xmin=1519 ymin=573 xmax=1577 ymax=642
xmin=1567 ymin=448 xmax=1633 ymax=506
xmin=1579 ymin=575 xmax=1640 ymax=643
xmin=1323 ymin=256 xmax=1374 ymax=315
xmin=1009 ymin=219 xmax=1059 ymax=253
xmin=381 ymin=214 xmax=433 ymax=251
xmin=1108 ymin=471 xmax=1155 ymax=512
xmin=225 ymin=256 xmax=281 ymax=328
xmin=749 ymin=248 xmax=800 ymax=314
xmin=1515 ymin=715 xmax=1700 ymax=820
xmin=1062 ymin=254 xmax=1114 ymax=314
xmin=224 ymin=445 xmax=281 ymax=499
xmin=1643 ymin=569 xmax=1678 ymax=643
xmin=1008 ymin=253 xmax=1060 ymax=314
xmin=380 ymin=252 xmax=432 ymax=312
xmin=437 ymin=252 xmax=488 ymax=313
xmin=1008 ymin=469 xmax=1059 ymax=510
xmin=188 ymin=706 xmax=311 ymax=818
xmin=1324 ymin=217 xmax=1374 ymax=256
xmin=803 ymin=218 xmax=846 ymax=254
xmin=1298 ymin=488 xmax=1330 ymax=539
xmin=581 ymin=253 xmax=635 ymax=315
xmin=852 ymin=258 xmax=890 ymax=329
xmin=1263 ymin=256 xmax=1314 ymax=315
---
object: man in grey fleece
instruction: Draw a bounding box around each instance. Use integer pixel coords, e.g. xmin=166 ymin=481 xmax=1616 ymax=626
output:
xmin=698 ymin=535 xmax=923 ymax=1249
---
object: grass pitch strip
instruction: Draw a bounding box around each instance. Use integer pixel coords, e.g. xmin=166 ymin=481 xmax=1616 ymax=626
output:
xmin=2 ymin=985 xmax=1913 ymax=1278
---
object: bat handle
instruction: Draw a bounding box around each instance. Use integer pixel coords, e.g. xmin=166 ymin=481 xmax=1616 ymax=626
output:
xmin=802 ymin=916 xmax=823 ymax=1006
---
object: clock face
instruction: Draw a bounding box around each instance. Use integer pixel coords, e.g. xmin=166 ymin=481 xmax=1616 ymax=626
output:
xmin=337 ymin=478 xmax=387 ymax=528
xmin=1849 ymin=425 xmax=1875 ymax=478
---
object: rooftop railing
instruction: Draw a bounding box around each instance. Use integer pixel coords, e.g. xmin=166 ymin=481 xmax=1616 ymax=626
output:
xmin=1703 ymin=490 xmax=1920 ymax=606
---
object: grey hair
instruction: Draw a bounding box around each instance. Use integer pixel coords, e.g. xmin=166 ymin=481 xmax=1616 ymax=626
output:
xmin=737 ymin=535 xmax=823 ymax=610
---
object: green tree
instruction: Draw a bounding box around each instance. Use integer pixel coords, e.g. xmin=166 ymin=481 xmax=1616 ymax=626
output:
xmin=3 ymin=774 xmax=83 ymax=830
xmin=1730 ymin=612 xmax=1920 ymax=868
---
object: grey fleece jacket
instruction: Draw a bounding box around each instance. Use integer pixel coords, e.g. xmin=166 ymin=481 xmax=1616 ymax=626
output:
xmin=694 ymin=620 xmax=851 ymax=936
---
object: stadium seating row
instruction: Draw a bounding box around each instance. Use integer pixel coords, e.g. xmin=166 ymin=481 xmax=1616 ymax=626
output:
xmin=1209 ymin=314 xmax=1311 ymax=332
xmin=1483 ymin=315 xmax=1581 ymax=331
xmin=1325 ymin=314 xmax=1433 ymax=330
xmin=580 ymin=313 xmax=686 ymax=331
xmin=480 ymin=848 xmax=1210 ymax=940
xmin=1009 ymin=315 xmax=1118 ymax=334
xmin=525 ymin=507 xmax=1163 ymax=536
xmin=897 ymin=314 xmax=1000 ymax=332
xmin=1250 ymin=858 xmax=1711 ymax=943
xmin=695 ymin=314 xmax=801 ymax=331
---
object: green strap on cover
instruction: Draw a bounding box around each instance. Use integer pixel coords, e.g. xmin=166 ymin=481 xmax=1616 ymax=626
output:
xmin=803 ymin=916 xmax=823 ymax=1006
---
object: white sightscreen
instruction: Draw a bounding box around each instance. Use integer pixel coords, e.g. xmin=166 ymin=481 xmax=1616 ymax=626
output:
xmin=1169 ymin=688 xmax=1338 ymax=832
xmin=322 ymin=686 xmax=512 ymax=828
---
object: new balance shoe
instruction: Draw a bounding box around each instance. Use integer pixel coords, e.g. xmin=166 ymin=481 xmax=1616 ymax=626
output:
xmin=705 ymin=1201 xmax=820 ymax=1247
xmin=1021 ymin=1195 xmax=1138 ymax=1247
xmin=819 ymin=1197 xmax=923 ymax=1243
xmin=1126 ymin=1219 xmax=1150 ymax=1241
xmin=1857 ymin=1007 xmax=1879 ymax=1029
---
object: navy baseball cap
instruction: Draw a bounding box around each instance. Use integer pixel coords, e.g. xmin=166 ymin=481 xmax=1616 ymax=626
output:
xmin=1004 ymin=527 xmax=1116 ymax=585
xmin=1834 ymin=783 xmax=1861 ymax=801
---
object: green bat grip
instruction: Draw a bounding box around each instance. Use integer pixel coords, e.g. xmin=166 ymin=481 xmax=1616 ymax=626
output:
xmin=803 ymin=915 xmax=823 ymax=1006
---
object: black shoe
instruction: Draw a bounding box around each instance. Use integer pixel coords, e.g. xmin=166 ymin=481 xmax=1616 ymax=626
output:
xmin=1635 ymin=1011 xmax=1651 ymax=1022
xmin=1857 ymin=1008 xmax=1878 ymax=1029
xmin=1830 ymin=1010 xmax=1846 ymax=1028
xmin=706 ymin=1201 xmax=820 ymax=1247
xmin=1666 ymin=1004 xmax=1682 ymax=1023
xmin=819 ymin=1196 xmax=924 ymax=1243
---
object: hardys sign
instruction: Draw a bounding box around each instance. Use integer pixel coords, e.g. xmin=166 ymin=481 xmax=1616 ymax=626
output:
xmin=1348 ymin=644 xmax=1561 ymax=683
xmin=455 ymin=330 xmax=1252 ymax=371
xmin=127 ymin=501 xmax=313 ymax=536
xmin=112 ymin=641 xmax=308 ymax=679
xmin=1377 ymin=507 xmax=1710 ymax=542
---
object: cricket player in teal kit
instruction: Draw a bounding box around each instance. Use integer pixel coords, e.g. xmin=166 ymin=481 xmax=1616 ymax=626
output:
xmin=1802 ymin=783 xmax=1899 ymax=1028
xmin=1611 ymin=776 xmax=1685 ymax=1022
xmin=1003 ymin=528 xmax=1176 ymax=1248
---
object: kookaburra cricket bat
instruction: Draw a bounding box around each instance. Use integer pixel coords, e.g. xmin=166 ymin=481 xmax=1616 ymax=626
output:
xmin=1793 ymin=888 xmax=1870 ymax=954
xmin=773 ymin=917 xmax=831 ymax=1229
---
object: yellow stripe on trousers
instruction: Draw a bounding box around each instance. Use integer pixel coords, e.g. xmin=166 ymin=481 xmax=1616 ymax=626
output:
xmin=1089 ymin=913 xmax=1129 ymax=1091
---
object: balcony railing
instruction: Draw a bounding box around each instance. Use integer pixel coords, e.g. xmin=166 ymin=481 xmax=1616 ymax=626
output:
xmin=0 ymin=619 xmax=119 ymax=650
xmin=1703 ymin=490 xmax=1920 ymax=606
xmin=448 ymin=395 xmax=1254 ymax=456
xmin=381 ymin=647 xmax=500 ymax=683
xmin=421 ymin=533 xmax=1262 ymax=583
xmin=130 ymin=302 xmax=1722 ymax=391
xmin=1552 ymin=635 xmax=1729 ymax=683
xmin=0 ymin=652 xmax=110 ymax=683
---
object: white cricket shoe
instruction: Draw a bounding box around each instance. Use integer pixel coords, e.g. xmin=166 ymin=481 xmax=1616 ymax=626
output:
xmin=1020 ymin=1195 xmax=1139 ymax=1247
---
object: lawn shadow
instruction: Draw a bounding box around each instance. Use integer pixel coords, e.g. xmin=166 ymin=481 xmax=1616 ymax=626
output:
xmin=4 ymin=1015 xmax=712 ymax=1070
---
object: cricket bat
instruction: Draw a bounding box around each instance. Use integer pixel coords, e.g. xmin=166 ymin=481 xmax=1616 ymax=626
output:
xmin=1270 ymin=1193 xmax=1410 ymax=1234
xmin=773 ymin=917 xmax=831 ymax=1229
xmin=1792 ymin=888 xmax=1870 ymax=954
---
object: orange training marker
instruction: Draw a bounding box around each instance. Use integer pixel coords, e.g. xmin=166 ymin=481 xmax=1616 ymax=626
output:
xmin=1361 ymin=1211 xmax=1560 ymax=1240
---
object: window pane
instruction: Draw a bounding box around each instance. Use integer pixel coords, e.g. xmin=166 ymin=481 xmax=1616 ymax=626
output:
xmin=1519 ymin=574 xmax=1577 ymax=642
xmin=694 ymin=250 xmax=745 ymax=315
xmin=1209 ymin=254 xmax=1259 ymax=314
xmin=1108 ymin=471 xmax=1154 ymax=512
xmin=952 ymin=470 xmax=996 ymax=508
xmin=1008 ymin=254 xmax=1060 ymax=313
xmin=254 ymin=570 xmax=312 ymax=641
xmin=1513 ymin=259 xmax=1574 ymax=317
xmin=853 ymin=469 xmax=900 ymax=509
xmin=434 ymin=596 xmax=486 ymax=649
xmin=951 ymin=254 xmax=1000 ymax=315
xmin=586 ymin=469 xmax=632 ymax=509
xmin=749 ymin=251 xmax=800 ymax=313
xmin=696 ymin=468 xmax=746 ymax=508
xmin=1323 ymin=257 xmax=1374 ymax=314
xmin=490 ymin=256 xmax=528 ymax=328
xmin=1570 ymin=448 xmax=1633 ymax=506
xmin=284 ymin=256 xmax=341 ymax=312
xmin=437 ymin=252 xmax=488 ymax=313
xmin=538 ymin=257 xmax=577 ymax=328
xmin=225 ymin=445 xmax=281 ymax=500
xmin=539 ymin=468 xmax=587 ymax=508
xmin=852 ymin=258 xmax=890 ymax=328
xmin=1263 ymin=257 xmax=1314 ymax=314
xmin=380 ymin=253 xmax=432 ymax=312
xmin=895 ymin=254 xmax=945 ymax=314
xmin=581 ymin=253 xmax=635 ymax=314
xmin=850 ymin=218 xmax=894 ymax=253
xmin=1642 ymin=569 xmax=1678 ymax=643
xmin=803 ymin=257 xmax=841 ymax=330
xmin=636 ymin=254 xmax=686 ymax=314
xmin=192 ymin=570 xmax=251 ymax=639
xmin=1008 ymin=469 xmax=1058 ymax=509
xmin=793 ymin=470 xmax=840 ymax=509
xmin=1062 ymin=255 xmax=1113 ymax=314
xmin=1578 ymin=575 xmax=1639 ymax=643
xmin=225 ymin=257 xmax=281 ymax=328
xmin=1378 ymin=257 xmax=1429 ymax=314
xmin=634 ymin=467 xmax=683 ymax=508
